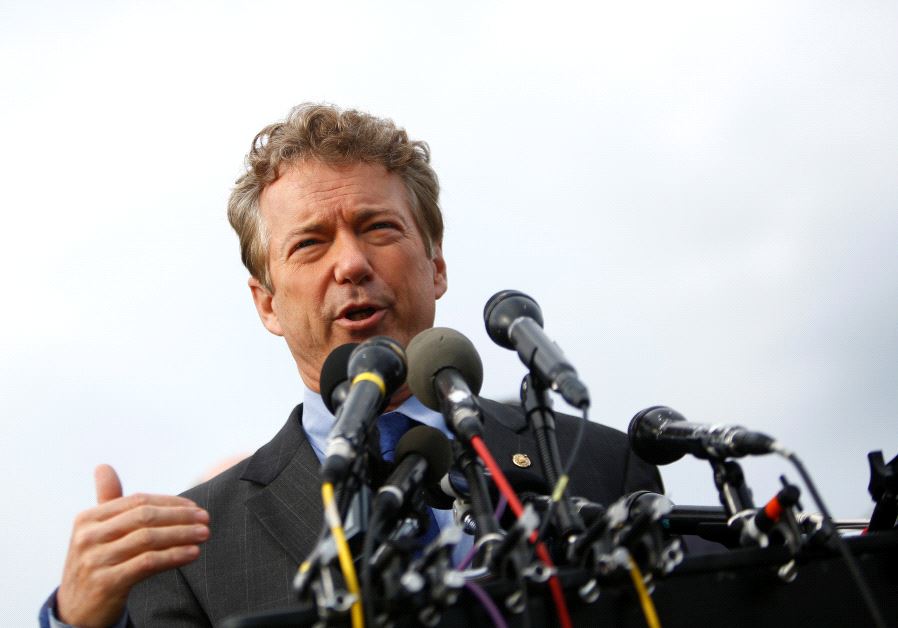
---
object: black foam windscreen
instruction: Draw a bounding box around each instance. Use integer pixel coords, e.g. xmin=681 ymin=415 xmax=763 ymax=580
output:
xmin=406 ymin=327 xmax=484 ymax=411
xmin=394 ymin=425 xmax=453 ymax=485
xmin=320 ymin=343 xmax=359 ymax=414
xmin=627 ymin=405 xmax=689 ymax=466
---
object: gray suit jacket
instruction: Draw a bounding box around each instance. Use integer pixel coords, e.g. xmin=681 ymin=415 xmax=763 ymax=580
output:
xmin=128 ymin=399 xmax=662 ymax=626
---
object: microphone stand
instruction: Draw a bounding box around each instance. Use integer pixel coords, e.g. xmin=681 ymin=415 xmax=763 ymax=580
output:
xmin=710 ymin=459 xmax=755 ymax=518
xmin=364 ymin=510 xmax=427 ymax=625
xmin=520 ymin=374 xmax=584 ymax=539
xmin=294 ymin=424 xmax=384 ymax=621
xmin=453 ymin=441 xmax=502 ymax=565
xmin=867 ymin=450 xmax=898 ymax=531
xmin=707 ymin=459 xmax=757 ymax=552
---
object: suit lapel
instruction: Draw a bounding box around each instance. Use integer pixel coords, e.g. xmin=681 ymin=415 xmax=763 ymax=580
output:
xmin=241 ymin=405 xmax=325 ymax=565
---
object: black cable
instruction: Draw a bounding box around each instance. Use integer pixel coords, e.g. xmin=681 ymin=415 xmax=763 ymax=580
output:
xmin=561 ymin=407 xmax=589 ymax=482
xmin=336 ymin=451 xmax=369 ymax=520
xmin=535 ymin=407 xmax=589 ymax=543
xmin=780 ymin=448 xmax=887 ymax=628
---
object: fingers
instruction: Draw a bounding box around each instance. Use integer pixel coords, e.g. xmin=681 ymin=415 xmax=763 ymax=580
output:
xmin=91 ymin=465 xmax=195 ymax=522
xmin=75 ymin=503 xmax=208 ymax=546
xmin=82 ymin=492 xmax=199 ymax=524
xmin=94 ymin=464 xmax=123 ymax=504
xmin=100 ymin=521 xmax=209 ymax=570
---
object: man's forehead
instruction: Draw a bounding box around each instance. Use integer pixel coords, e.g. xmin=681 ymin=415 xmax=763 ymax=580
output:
xmin=261 ymin=160 xmax=403 ymax=214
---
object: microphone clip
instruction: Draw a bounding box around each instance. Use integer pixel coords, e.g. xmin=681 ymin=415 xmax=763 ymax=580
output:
xmin=571 ymin=492 xmax=683 ymax=583
xmin=867 ymin=450 xmax=898 ymax=531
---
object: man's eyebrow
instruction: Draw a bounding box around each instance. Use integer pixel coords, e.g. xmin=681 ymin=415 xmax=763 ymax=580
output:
xmin=279 ymin=221 xmax=325 ymax=256
xmin=353 ymin=206 xmax=409 ymax=225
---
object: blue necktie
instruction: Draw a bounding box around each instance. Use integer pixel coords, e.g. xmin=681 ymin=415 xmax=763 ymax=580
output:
xmin=376 ymin=412 xmax=440 ymax=548
xmin=377 ymin=412 xmax=415 ymax=462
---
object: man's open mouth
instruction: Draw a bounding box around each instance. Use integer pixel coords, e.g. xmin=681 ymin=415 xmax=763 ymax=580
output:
xmin=345 ymin=307 xmax=377 ymax=321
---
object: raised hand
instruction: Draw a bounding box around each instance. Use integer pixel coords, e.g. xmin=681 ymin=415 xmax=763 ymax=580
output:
xmin=56 ymin=464 xmax=209 ymax=628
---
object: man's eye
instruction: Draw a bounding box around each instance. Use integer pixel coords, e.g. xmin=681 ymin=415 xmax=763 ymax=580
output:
xmin=294 ymin=238 xmax=319 ymax=251
xmin=369 ymin=221 xmax=397 ymax=231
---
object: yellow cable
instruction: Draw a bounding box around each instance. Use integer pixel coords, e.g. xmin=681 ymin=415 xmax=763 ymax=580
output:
xmin=628 ymin=557 xmax=661 ymax=628
xmin=550 ymin=474 xmax=570 ymax=502
xmin=322 ymin=482 xmax=364 ymax=628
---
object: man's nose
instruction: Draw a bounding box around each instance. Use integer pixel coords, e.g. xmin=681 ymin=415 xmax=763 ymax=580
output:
xmin=332 ymin=233 xmax=374 ymax=285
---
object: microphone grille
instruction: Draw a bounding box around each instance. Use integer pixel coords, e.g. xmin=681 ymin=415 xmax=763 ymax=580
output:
xmin=348 ymin=336 xmax=408 ymax=394
xmin=407 ymin=327 xmax=484 ymax=410
xmin=483 ymin=290 xmax=544 ymax=349
xmin=628 ymin=405 xmax=687 ymax=466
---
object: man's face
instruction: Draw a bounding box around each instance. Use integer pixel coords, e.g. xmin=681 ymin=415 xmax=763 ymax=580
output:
xmin=249 ymin=160 xmax=447 ymax=391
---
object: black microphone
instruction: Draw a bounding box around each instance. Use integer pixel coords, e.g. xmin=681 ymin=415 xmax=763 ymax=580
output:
xmin=406 ymin=327 xmax=485 ymax=441
xmin=373 ymin=425 xmax=453 ymax=521
xmin=320 ymin=343 xmax=359 ymax=414
xmin=483 ymin=290 xmax=589 ymax=408
xmin=628 ymin=405 xmax=777 ymax=466
xmin=322 ymin=336 xmax=407 ymax=482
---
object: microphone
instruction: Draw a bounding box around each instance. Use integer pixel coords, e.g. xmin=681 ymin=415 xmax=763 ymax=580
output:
xmin=322 ymin=336 xmax=408 ymax=482
xmin=373 ymin=425 xmax=453 ymax=521
xmin=320 ymin=343 xmax=359 ymax=414
xmin=406 ymin=327 xmax=485 ymax=441
xmin=483 ymin=290 xmax=589 ymax=408
xmin=628 ymin=405 xmax=777 ymax=466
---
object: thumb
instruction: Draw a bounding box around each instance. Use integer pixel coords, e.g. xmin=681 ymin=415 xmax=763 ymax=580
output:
xmin=94 ymin=464 xmax=123 ymax=504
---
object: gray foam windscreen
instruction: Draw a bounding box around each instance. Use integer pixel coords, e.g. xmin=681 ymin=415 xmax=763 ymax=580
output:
xmin=406 ymin=327 xmax=484 ymax=410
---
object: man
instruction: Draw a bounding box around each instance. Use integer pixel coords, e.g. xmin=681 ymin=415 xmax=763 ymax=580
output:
xmin=42 ymin=104 xmax=662 ymax=627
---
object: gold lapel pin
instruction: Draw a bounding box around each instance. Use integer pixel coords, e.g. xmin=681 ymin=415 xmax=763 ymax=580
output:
xmin=512 ymin=453 xmax=532 ymax=468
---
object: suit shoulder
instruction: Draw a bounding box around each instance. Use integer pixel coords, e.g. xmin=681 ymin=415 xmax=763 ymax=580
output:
xmin=554 ymin=412 xmax=664 ymax=498
xmin=559 ymin=412 xmax=628 ymax=443
xmin=180 ymin=455 xmax=252 ymax=509
xmin=180 ymin=404 xmax=306 ymax=508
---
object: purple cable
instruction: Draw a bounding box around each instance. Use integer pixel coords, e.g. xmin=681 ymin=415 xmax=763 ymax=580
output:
xmin=495 ymin=493 xmax=508 ymax=519
xmin=458 ymin=494 xmax=508 ymax=569
xmin=464 ymin=581 xmax=508 ymax=628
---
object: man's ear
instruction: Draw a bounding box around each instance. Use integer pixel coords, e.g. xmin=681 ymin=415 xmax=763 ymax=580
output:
xmin=248 ymin=276 xmax=284 ymax=336
xmin=432 ymin=242 xmax=448 ymax=300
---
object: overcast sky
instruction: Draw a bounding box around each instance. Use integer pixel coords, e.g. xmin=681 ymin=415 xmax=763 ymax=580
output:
xmin=2 ymin=1 xmax=896 ymax=624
